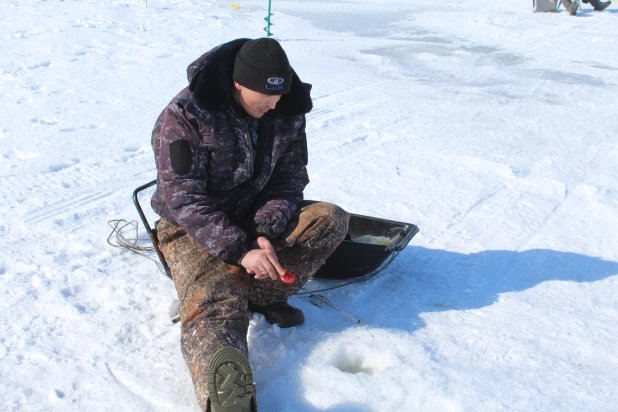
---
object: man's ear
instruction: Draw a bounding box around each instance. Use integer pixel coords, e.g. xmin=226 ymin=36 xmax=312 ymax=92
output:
xmin=233 ymin=81 xmax=243 ymax=91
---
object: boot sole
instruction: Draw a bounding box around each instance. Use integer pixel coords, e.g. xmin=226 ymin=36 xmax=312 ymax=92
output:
xmin=207 ymin=347 xmax=253 ymax=412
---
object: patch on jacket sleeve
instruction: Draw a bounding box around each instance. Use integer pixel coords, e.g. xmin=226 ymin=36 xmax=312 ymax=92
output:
xmin=170 ymin=140 xmax=193 ymax=175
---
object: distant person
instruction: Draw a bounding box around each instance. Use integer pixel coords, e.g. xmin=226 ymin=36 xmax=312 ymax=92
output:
xmin=150 ymin=38 xmax=349 ymax=411
xmin=582 ymin=0 xmax=612 ymax=10
xmin=562 ymin=0 xmax=580 ymax=15
xmin=562 ymin=0 xmax=611 ymax=15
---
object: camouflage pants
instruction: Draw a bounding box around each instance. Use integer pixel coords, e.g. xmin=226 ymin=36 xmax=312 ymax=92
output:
xmin=156 ymin=202 xmax=349 ymax=411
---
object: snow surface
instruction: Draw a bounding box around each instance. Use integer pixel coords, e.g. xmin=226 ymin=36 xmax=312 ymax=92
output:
xmin=1 ymin=0 xmax=618 ymax=410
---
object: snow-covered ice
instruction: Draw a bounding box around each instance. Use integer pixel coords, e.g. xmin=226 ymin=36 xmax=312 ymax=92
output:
xmin=1 ymin=0 xmax=617 ymax=411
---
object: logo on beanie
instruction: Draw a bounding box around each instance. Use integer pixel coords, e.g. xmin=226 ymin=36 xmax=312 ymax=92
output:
xmin=266 ymin=77 xmax=285 ymax=91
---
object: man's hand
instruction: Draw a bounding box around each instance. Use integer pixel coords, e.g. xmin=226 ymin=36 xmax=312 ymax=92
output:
xmin=240 ymin=237 xmax=285 ymax=281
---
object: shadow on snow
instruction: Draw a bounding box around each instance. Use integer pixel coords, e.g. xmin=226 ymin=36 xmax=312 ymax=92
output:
xmin=304 ymin=246 xmax=618 ymax=332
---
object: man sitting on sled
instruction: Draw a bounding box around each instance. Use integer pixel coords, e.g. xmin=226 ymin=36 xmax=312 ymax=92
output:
xmin=150 ymin=38 xmax=349 ymax=411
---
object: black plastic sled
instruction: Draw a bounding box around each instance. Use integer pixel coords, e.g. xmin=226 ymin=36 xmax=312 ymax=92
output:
xmin=133 ymin=180 xmax=418 ymax=280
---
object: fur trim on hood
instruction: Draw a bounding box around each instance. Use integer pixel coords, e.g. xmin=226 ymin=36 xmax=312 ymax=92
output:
xmin=187 ymin=39 xmax=313 ymax=117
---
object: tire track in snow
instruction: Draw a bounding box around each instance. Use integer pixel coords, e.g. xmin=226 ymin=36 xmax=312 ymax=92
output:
xmin=313 ymin=133 xmax=409 ymax=176
xmin=428 ymin=183 xmax=507 ymax=245
xmin=0 ymin=162 xmax=105 ymax=190
xmin=309 ymin=82 xmax=396 ymax=126
xmin=516 ymin=185 xmax=569 ymax=251
xmin=105 ymin=362 xmax=177 ymax=411
xmin=513 ymin=142 xmax=605 ymax=251
xmin=1 ymin=159 xmax=153 ymax=225
xmin=308 ymin=76 xmax=447 ymax=178
xmin=426 ymin=149 xmax=576 ymax=249
xmin=310 ymin=80 xmax=391 ymax=106
xmin=23 ymin=189 xmax=115 ymax=224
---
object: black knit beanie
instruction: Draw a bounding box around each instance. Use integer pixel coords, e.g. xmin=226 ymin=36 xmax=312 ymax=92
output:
xmin=233 ymin=38 xmax=293 ymax=95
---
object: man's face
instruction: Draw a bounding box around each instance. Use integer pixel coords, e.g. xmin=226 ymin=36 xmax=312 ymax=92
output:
xmin=234 ymin=81 xmax=281 ymax=118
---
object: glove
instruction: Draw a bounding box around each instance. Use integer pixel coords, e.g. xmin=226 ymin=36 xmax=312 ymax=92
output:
xmin=254 ymin=208 xmax=287 ymax=239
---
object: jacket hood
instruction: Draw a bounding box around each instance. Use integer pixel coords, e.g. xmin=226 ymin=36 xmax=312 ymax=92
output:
xmin=187 ymin=38 xmax=313 ymax=117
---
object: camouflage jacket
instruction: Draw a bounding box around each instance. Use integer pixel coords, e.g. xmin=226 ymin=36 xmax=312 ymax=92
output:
xmin=151 ymin=39 xmax=312 ymax=264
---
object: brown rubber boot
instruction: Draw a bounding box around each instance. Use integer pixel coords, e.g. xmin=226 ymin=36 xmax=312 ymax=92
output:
xmin=248 ymin=301 xmax=305 ymax=328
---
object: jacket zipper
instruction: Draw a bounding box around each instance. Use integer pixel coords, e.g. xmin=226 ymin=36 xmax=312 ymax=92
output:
xmin=244 ymin=120 xmax=254 ymax=179
xmin=230 ymin=111 xmax=254 ymax=179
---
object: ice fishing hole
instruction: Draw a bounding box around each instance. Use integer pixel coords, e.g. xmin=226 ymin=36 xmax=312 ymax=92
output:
xmin=330 ymin=346 xmax=392 ymax=375
xmin=335 ymin=359 xmax=376 ymax=375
